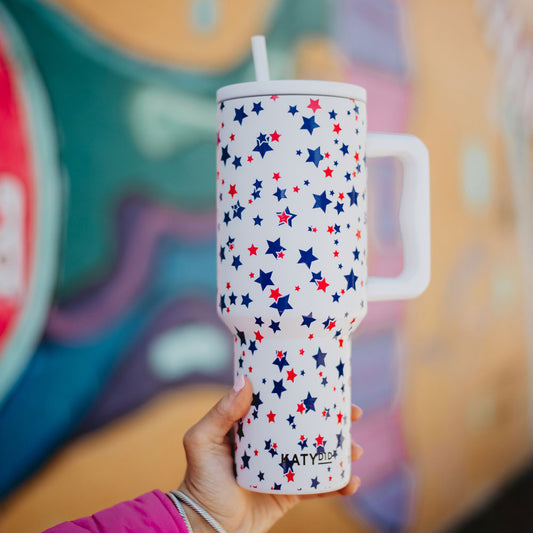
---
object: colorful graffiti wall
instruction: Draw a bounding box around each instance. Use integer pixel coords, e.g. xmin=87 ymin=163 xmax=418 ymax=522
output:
xmin=0 ymin=0 xmax=532 ymax=532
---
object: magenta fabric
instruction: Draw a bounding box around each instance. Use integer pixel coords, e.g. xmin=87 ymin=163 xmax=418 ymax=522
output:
xmin=43 ymin=489 xmax=188 ymax=532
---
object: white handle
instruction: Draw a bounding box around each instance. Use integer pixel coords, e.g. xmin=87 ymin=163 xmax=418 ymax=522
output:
xmin=366 ymin=133 xmax=431 ymax=301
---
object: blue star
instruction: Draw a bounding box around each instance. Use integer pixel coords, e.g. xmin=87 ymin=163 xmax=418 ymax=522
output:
xmin=336 ymin=432 xmax=345 ymax=449
xmin=232 ymin=201 xmax=245 ymax=219
xmin=219 ymin=101 xmax=225 ymax=110
xmin=249 ymin=340 xmax=257 ymax=354
xmin=258 ymin=471 xmax=265 ymax=481
xmin=273 ymin=353 xmax=289 ymax=372
xmin=287 ymin=414 xmax=295 ymax=426
xmin=303 ymin=392 xmax=317 ymax=412
xmin=219 ymin=295 xmax=226 ymax=313
xmin=220 ymin=145 xmax=230 ymax=165
xmin=311 ymin=477 xmax=320 ymax=489
xmin=253 ymin=215 xmax=263 ymax=226
xmin=334 ymin=201 xmax=344 ymax=215
xmin=258 ymin=132 xmax=268 ymax=143
xmin=301 ymin=115 xmax=320 ymax=135
xmin=353 ymin=248 xmax=360 ymax=261
xmin=312 ymin=191 xmax=332 ymax=213
xmin=229 ymin=292 xmax=237 ymax=305
xmin=273 ymin=483 xmax=281 ymax=490
xmin=255 ymin=269 xmax=274 ymax=290
xmin=253 ymin=135 xmax=273 ymax=158
xmin=298 ymin=438 xmax=308 ymax=450
xmin=266 ymin=238 xmax=286 ymax=258
xmin=312 ymin=348 xmax=327 ymax=368
xmin=296 ymin=149 xmax=302 ymax=156
xmin=344 ymin=268 xmax=358 ymax=291
xmin=253 ymin=179 xmax=263 ymax=189
xmin=269 ymin=320 xmax=281 ymax=333
xmin=234 ymin=106 xmax=248 ymax=125
xmin=288 ymin=105 xmax=298 ymax=115
xmin=306 ymin=147 xmax=324 ymax=167
xmin=264 ymin=439 xmax=272 ymax=450
xmin=223 ymin=211 xmax=231 ymax=225
xmin=354 ymin=104 xmax=359 ymax=113
xmin=219 ymin=247 xmax=225 ymax=261
xmin=329 ymin=109 xmax=337 ymax=119
xmin=273 ymin=187 xmax=287 ymax=201
xmin=277 ymin=207 xmax=297 ymax=226
xmin=321 ymin=376 xmax=328 ymax=387
xmin=232 ymin=156 xmax=242 ymax=169
xmin=301 ymin=313 xmax=316 ymax=328
xmin=272 ymin=379 xmax=287 ymax=398
xmin=270 ymin=294 xmax=293 ymax=316
xmin=347 ymin=186 xmax=359 ymax=206
xmin=252 ymin=101 xmax=264 ymax=114
xmin=255 ymin=316 xmax=264 ymax=326
xmin=336 ymin=359 xmax=345 ymax=378
xmin=298 ymin=247 xmax=318 ymax=269
xmin=235 ymin=328 xmax=246 ymax=345
xmin=241 ymin=451 xmax=250 ymax=469
xmin=344 ymin=171 xmax=351 ymax=181
xmin=310 ymin=271 xmax=323 ymax=283
xmin=332 ymin=292 xmax=340 ymax=302
xmin=241 ymin=293 xmax=253 ymax=307
xmin=340 ymin=143 xmax=349 ymax=155
xmin=251 ymin=392 xmax=263 ymax=408
xmin=251 ymin=189 xmax=261 ymax=200
xmin=232 ymin=255 xmax=242 ymax=270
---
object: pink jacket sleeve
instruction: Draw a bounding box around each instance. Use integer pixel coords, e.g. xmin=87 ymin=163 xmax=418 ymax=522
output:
xmin=43 ymin=489 xmax=189 ymax=532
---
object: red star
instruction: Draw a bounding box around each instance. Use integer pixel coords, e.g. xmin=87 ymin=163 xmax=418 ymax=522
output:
xmin=226 ymin=282 xmax=231 ymax=289
xmin=316 ymin=278 xmax=329 ymax=292
xmin=326 ymin=320 xmax=336 ymax=331
xmin=339 ymin=338 xmax=344 ymax=347
xmin=323 ymin=166 xmax=333 ymax=178
xmin=316 ymin=434 xmax=324 ymax=445
xmin=277 ymin=251 xmax=285 ymax=259
xmin=297 ymin=403 xmax=305 ymax=414
xmin=337 ymin=412 xmax=343 ymax=424
xmin=338 ymin=192 xmax=344 ymax=200
xmin=273 ymin=172 xmax=281 ymax=181
xmin=230 ymin=133 xmax=235 ymax=141
xmin=293 ymin=186 xmax=300 ymax=193
xmin=300 ymin=435 xmax=306 ymax=441
xmin=248 ymin=366 xmax=253 ymax=373
xmin=285 ymin=471 xmax=295 ymax=482
xmin=278 ymin=211 xmax=290 ymax=224
xmin=267 ymin=410 xmax=276 ymax=422
xmin=299 ymin=349 xmax=304 ymax=355
xmin=333 ymin=123 xmax=342 ymax=134
xmin=324 ymin=152 xmax=330 ymax=158
xmin=249 ymin=272 xmax=255 ymax=278
xmin=270 ymin=130 xmax=281 ymax=142
xmin=287 ymin=368 xmax=297 ymax=382
xmin=228 ymin=184 xmax=237 ymax=197
xmin=254 ymin=330 xmax=264 ymax=342
xmin=248 ymin=244 xmax=258 ymax=255
xmin=356 ymin=230 xmax=361 ymax=240
xmin=254 ymin=450 xmax=259 ymax=456
xmin=270 ymin=95 xmax=279 ymax=100
xmin=247 ymin=155 xmax=253 ymax=162
xmin=308 ymin=98 xmax=321 ymax=113
xmin=333 ymin=250 xmax=339 ymax=257
xmin=354 ymin=152 xmax=360 ymax=161
xmin=327 ymin=226 xmax=334 ymax=234
xmin=276 ymin=350 xmax=284 ymax=359
xmin=295 ymin=286 xmax=300 ymax=291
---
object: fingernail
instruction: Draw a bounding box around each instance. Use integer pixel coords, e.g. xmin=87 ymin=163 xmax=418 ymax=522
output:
xmin=354 ymin=405 xmax=363 ymax=419
xmin=233 ymin=375 xmax=245 ymax=394
xmin=354 ymin=475 xmax=361 ymax=487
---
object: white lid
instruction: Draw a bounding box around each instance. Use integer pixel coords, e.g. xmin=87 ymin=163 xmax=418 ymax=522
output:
xmin=217 ymin=80 xmax=367 ymax=103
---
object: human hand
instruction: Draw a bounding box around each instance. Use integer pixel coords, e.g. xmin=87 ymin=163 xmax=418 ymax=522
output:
xmin=177 ymin=376 xmax=363 ymax=533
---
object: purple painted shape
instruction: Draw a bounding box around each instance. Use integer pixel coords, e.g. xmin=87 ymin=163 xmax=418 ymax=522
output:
xmin=351 ymin=329 xmax=398 ymax=412
xmin=351 ymin=408 xmax=407 ymax=485
xmin=77 ymin=293 xmax=232 ymax=433
xmin=334 ymin=0 xmax=409 ymax=75
xmin=46 ymin=197 xmax=215 ymax=341
xmin=349 ymin=466 xmax=414 ymax=532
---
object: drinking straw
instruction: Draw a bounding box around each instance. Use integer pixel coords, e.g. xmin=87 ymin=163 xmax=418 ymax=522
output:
xmin=251 ymin=35 xmax=270 ymax=81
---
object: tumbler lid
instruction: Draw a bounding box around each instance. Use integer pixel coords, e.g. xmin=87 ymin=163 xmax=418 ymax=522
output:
xmin=217 ymin=80 xmax=367 ymax=103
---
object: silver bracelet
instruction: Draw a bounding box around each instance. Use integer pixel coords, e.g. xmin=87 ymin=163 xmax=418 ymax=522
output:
xmin=167 ymin=491 xmax=194 ymax=532
xmin=171 ymin=490 xmax=228 ymax=533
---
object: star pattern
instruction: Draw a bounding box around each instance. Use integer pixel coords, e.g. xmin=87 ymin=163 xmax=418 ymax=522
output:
xmin=217 ymin=94 xmax=365 ymax=493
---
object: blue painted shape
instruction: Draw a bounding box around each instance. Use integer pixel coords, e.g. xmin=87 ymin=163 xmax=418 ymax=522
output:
xmin=352 ymin=466 xmax=413 ymax=532
xmin=351 ymin=330 xmax=397 ymax=412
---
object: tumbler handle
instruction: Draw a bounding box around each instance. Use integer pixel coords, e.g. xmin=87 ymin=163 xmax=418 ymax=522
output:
xmin=366 ymin=133 xmax=431 ymax=301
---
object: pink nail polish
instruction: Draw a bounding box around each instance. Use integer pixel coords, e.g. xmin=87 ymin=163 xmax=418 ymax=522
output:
xmin=233 ymin=375 xmax=245 ymax=393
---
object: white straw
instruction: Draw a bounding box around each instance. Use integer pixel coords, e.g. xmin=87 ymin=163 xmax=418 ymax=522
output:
xmin=251 ymin=35 xmax=270 ymax=81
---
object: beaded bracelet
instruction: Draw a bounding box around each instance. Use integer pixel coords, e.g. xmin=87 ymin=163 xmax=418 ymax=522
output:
xmin=170 ymin=490 xmax=228 ymax=533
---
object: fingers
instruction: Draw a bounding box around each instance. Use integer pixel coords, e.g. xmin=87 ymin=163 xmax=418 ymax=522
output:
xmin=351 ymin=404 xmax=363 ymax=421
xmin=351 ymin=441 xmax=364 ymax=461
xmin=183 ymin=376 xmax=253 ymax=449
xmin=337 ymin=475 xmax=361 ymax=496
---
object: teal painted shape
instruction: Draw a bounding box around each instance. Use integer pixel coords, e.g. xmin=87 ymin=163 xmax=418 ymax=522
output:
xmin=0 ymin=4 xmax=61 ymax=407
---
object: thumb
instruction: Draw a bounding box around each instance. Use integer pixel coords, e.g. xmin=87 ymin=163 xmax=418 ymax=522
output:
xmin=185 ymin=376 xmax=253 ymax=447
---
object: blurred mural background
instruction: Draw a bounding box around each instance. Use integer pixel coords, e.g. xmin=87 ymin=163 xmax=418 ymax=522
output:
xmin=0 ymin=0 xmax=533 ymax=531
